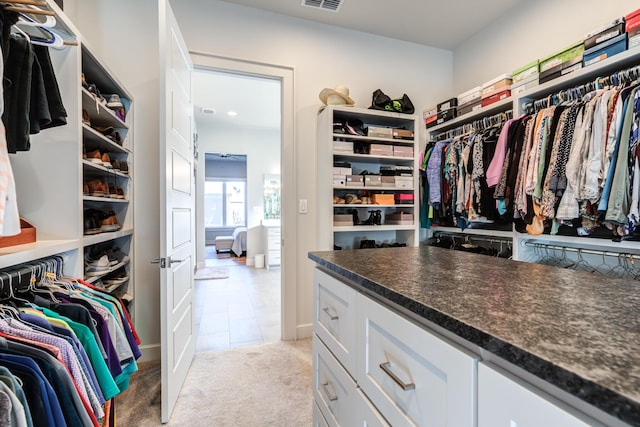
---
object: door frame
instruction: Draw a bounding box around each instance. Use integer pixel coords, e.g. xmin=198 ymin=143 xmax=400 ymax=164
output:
xmin=190 ymin=52 xmax=297 ymax=341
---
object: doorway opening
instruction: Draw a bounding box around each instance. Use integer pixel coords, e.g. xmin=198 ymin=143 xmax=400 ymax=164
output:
xmin=193 ymin=69 xmax=282 ymax=352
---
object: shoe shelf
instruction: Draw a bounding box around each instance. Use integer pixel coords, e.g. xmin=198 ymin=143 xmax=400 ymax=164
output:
xmin=82 ymin=159 xmax=129 ymax=177
xmin=82 ymin=125 xmax=130 ymax=154
xmin=81 ymin=88 xmax=129 ymax=130
xmin=84 ymin=259 xmax=130 ymax=283
xmin=83 ymin=196 xmax=129 ymax=203
xmin=83 ymin=228 xmax=133 ymax=247
xmin=318 ymin=105 xmax=420 ymax=251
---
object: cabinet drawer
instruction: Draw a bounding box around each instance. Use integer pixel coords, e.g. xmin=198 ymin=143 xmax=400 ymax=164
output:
xmin=313 ymin=335 xmax=358 ymax=427
xmin=357 ymin=294 xmax=477 ymax=427
xmin=314 ymin=268 xmax=357 ymax=374
xmin=268 ymin=235 xmax=281 ymax=249
xmin=356 ymin=388 xmax=391 ymax=427
xmin=478 ymin=363 xmax=603 ymax=427
xmin=268 ymin=250 xmax=281 ymax=264
xmin=313 ymin=400 xmax=330 ymax=427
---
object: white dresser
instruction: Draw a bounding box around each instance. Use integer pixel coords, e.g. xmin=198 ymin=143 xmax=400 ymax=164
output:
xmin=262 ymin=224 xmax=281 ymax=268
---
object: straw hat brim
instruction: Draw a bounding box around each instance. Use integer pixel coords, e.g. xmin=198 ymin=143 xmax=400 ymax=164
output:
xmin=319 ymin=87 xmax=355 ymax=105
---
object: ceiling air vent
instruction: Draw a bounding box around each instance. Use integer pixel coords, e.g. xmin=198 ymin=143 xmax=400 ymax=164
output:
xmin=302 ymin=0 xmax=342 ymax=12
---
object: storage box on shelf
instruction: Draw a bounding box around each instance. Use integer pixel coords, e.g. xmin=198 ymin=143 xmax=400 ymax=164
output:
xmin=318 ymin=105 xmax=419 ymax=250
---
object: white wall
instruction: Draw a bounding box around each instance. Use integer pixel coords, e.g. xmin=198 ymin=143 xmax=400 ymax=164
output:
xmin=68 ymin=0 xmax=162 ymax=360
xmin=197 ymin=124 xmax=280 ymax=260
xmin=453 ymin=0 xmax=633 ymax=93
xmin=170 ymin=0 xmax=454 ymax=341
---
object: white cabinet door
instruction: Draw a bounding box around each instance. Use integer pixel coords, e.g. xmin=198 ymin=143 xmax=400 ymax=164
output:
xmin=313 ymin=335 xmax=359 ymax=427
xmin=357 ymin=293 xmax=477 ymax=427
xmin=478 ymin=363 xmax=603 ymax=427
xmin=314 ymin=268 xmax=358 ymax=374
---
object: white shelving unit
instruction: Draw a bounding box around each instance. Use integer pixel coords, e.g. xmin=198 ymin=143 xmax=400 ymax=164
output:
xmin=1 ymin=1 xmax=135 ymax=311
xmin=425 ymin=46 xmax=640 ymax=265
xmin=318 ymin=105 xmax=419 ymax=250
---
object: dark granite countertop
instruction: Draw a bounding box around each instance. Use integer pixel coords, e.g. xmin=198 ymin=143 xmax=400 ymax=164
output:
xmin=308 ymin=246 xmax=640 ymax=426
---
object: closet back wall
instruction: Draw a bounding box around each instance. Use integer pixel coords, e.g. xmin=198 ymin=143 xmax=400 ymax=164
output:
xmin=453 ymin=0 xmax=632 ymax=93
xmin=170 ymin=0 xmax=453 ymax=340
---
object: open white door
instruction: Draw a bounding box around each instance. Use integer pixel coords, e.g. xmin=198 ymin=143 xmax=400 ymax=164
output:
xmin=158 ymin=1 xmax=195 ymax=423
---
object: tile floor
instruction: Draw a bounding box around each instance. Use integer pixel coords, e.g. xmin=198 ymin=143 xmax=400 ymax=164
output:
xmin=194 ymin=246 xmax=281 ymax=352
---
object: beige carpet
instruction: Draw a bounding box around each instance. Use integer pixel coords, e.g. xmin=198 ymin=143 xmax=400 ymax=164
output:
xmin=116 ymin=339 xmax=312 ymax=426
xmin=194 ymin=267 xmax=230 ymax=280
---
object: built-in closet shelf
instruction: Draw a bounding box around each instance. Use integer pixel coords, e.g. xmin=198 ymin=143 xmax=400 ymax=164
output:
xmin=334 ymin=224 xmax=416 ymax=232
xmin=83 ymin=229 xmax=133 ymax=247
xmin=81 ymin=89 xmax=128 ymax=129
xmin=82 ymin=160 xmax=130 ymax=177
xmin=333 ymin=152 xmax=414 ymax=163
xmin=428 ymin=97 xmax=513 ymax=135
xmin=83 ymin=196 xmax=129 ymax=203
xmin=333 ymin=133 xmax=415 ymax=145
xmin=333 ymin=204 xmax=413 ymax=208
xmin=515 ymin=47 xmax=640 ymax=113
xmin=334 ymin=186 xmax=413 ymax=192
xmin=515 ymin=233 xmax=640 ymax=253
xmin=430 ymin=226 xmax=514 ymax=239
xmin=84 ymin=260 xmax=130 ymax=283
xmin=82 ymin=126 xmax=130 ymax=153
xmin=81 ymin=46 xmax=131 ymax=101
xmin=0 ymin=240 xmax=79 ymax=270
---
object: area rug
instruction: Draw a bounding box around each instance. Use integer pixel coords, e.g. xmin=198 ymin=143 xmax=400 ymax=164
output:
xmin=194 ymin=267 xmax=229 ymax=280
xmin=115 ymin=339 xmax=312 ymax=426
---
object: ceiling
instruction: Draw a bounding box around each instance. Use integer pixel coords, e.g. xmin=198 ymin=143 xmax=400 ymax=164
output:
xmin=218 ymin=0 xmax=525 ymax=50
xmin=193 ymin=0 xmax=525 ymax=132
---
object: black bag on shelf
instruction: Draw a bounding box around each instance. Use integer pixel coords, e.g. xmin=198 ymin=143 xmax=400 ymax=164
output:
xmin=369 ymin=89 xmax=415 ymax=114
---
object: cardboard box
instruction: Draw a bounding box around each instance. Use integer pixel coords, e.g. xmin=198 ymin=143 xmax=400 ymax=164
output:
xmin=630 ymin=32 xmax=640 ymax=49
xmin=369 ymin=144 xmax=393 ymax=156
xmin=395 ymin=176 xmax=413 ymax=189
xmin=539 ymin=41 xmax=584 ymax=72
xmin=425 ymin=114 xmax=438 ymax=129
xmin=482 ymin=74 xmax=512 ymax=95
xmin=394 ymin=193 xmax=414 ymax=204
xmin=395 ymin=166 xmax=413 ymax=176
xmin=393 ymin=145 xmax=414 ymax=158
xmin=583 ymin=33 xmax=627 ymax=67
xmin=381 ymin=176 xmax=395 ymax=187
xmin=539 ymin=63 xmax=562 ymax=84
xmin=385 ymin=211 xmax=414 ymax=225
xmin=392 ymin=129 xmax=414 ymax=139
xmin=333 ymin=175 xmax=346 ymax=187
xmin=333 ymin=214 xmax=353 ymax=226
xmin=346 ymin=175 xmax=364 ymax=187
xmin=0 ymin=218 xmax=36 ymax=248
xmin=333 ymin=167 xmax=352 ymax=175
xmin=584 ymin=17 xmax=625 ymax=50
xmin=436 ymin=108 xmax=457 ymax=125
xmin=512 ymin=76 xmax=539 ymax=96
xmin=423 ymin=106 xmax=437 ymax=118
xmin=367 ymin=126 xmax=393 ymax=139
xmin=437 ymin=97 xmax=458 ymax=112
xmin=364 ymin=175 xmax=382 ymax=187
xmin=458 ymin=101 xmax=482 ymax=116
xmin=457 ymin=86 xmax=482 ymax=105
xmin=561 ymin=56 xmax=583 ymax=76
xmin=512 ymin=60 xmax=539 ymax=83
xmin=626 ymin=8 xmax=640 ymax=32
xmin=372 ymin=194 xmax=394 ymax=205
xmin=333 ymin=140 xmax=353 ymax=152
xmin=481 ymin=89 xmax=511 ymax=107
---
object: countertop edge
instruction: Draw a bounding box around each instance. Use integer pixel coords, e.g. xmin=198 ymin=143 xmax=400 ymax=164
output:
xmin=308 ymin=252 xmax=640 ymax=426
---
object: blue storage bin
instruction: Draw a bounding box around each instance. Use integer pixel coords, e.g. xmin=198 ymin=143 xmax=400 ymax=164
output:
xmin=583 ymin=33 xmax=627 ymax=67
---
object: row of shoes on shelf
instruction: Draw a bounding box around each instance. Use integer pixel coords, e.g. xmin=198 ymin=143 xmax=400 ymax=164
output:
xmin=350 ymin=208 xmax=382 ymax=225
xmin=82 ymin=110 xmax=124 ymax=146
xmin=81 ymin=73 xmax=127 ymax=122
xmin=333 ymin=241 xmax=408 ymax=250
xmin=84 ymin=208 xmax=121 ymax=235
xmin=83 ymin=145 xmax=129 ymax=173
xmin=84 ymin=178 xmax=125 ymax=199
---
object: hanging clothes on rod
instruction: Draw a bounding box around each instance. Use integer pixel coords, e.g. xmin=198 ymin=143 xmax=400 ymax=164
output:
xmin=0 ymin=256 xmax=141 ymax=427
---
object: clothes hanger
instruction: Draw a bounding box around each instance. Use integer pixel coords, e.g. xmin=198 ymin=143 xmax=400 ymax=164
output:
xmin=14 ymin=13 xmax=65 ymax=49
xmin=17 ymin=9 xmax=56 ymax=28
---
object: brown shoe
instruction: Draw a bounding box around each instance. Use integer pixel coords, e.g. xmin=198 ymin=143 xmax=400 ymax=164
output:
xmin=100 ymin=211 xmax=121 ymax=232
xmin=101 ymin=152 xmax=112 ymax=168
xmin=87 ymin=179 xmax=106 ymax=197
xmin=82 ymin=109 xmax=91 ymax=126
xmin=119 ymin=160 xmax=129 ymax=174
xmin=86 ymin=149 xmax=102 ymax=165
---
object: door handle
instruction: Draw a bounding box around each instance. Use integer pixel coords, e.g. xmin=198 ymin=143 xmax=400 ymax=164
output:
xmin=380 ymin=361 xmax=415 ymax=391
xmin=151 ymin=257 xmax=184 ymax=268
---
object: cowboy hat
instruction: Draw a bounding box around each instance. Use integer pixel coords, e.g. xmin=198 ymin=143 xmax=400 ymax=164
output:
xmin=319 ymin=85 xmax=355 ymax=106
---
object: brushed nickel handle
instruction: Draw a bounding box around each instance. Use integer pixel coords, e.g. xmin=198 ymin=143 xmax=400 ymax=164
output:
xmin=322 ymin=307 xmax=339 ymax=320
xmin=322 ymin=382 xmax=338 ymax=402
xmin=380 ymin=361 xmax=415 ymax=391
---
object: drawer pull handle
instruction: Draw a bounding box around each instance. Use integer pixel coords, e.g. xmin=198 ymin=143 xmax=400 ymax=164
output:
xmin=322 ymin=382 xmax=338 ymax=402
xmin=322 ymin=307 xmax=339 ymax=320
xmin=380 ymin=362 xmax=415 ymax=391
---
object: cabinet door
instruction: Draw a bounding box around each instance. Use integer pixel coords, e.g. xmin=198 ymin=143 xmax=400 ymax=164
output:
xmin=357 ymin=293 xmax=477 ymax=427
xmin=478 ymin=363 xmax=602 ymax=427
xmin=314 ymin=268 xmax=358 ymax=374
xmin=313 ymin=335 xmax=359 ymax=427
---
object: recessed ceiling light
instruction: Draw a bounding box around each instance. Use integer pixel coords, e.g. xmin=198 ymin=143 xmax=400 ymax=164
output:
xmin=227 ymin=111 xmax=238 ymax=117
xmin=201 ymin=108 xmax=216 ymax=115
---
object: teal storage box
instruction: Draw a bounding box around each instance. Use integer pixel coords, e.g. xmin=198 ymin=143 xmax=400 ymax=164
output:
xmin=583 ymin=33 xmax=627 ymax=67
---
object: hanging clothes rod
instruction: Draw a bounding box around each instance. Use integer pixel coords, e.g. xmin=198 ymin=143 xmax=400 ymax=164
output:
xmin=526 ymin=63 xmax=640 ymax=114
xmin=0 ymin=0 xmax=48 ymax=6
xmin=523 ymin=241 xmax=639 ymax=259
xmin=432 ymin=230 xmax=512 ymax=245
xmin=431 ymin=109 xmax=513 ymax=142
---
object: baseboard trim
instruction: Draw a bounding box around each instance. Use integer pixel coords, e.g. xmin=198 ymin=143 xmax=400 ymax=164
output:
xmin=297 ymin=323 xmax=312 ymax=339
xmin=139 ymin=344 xmax=160 ymax=362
